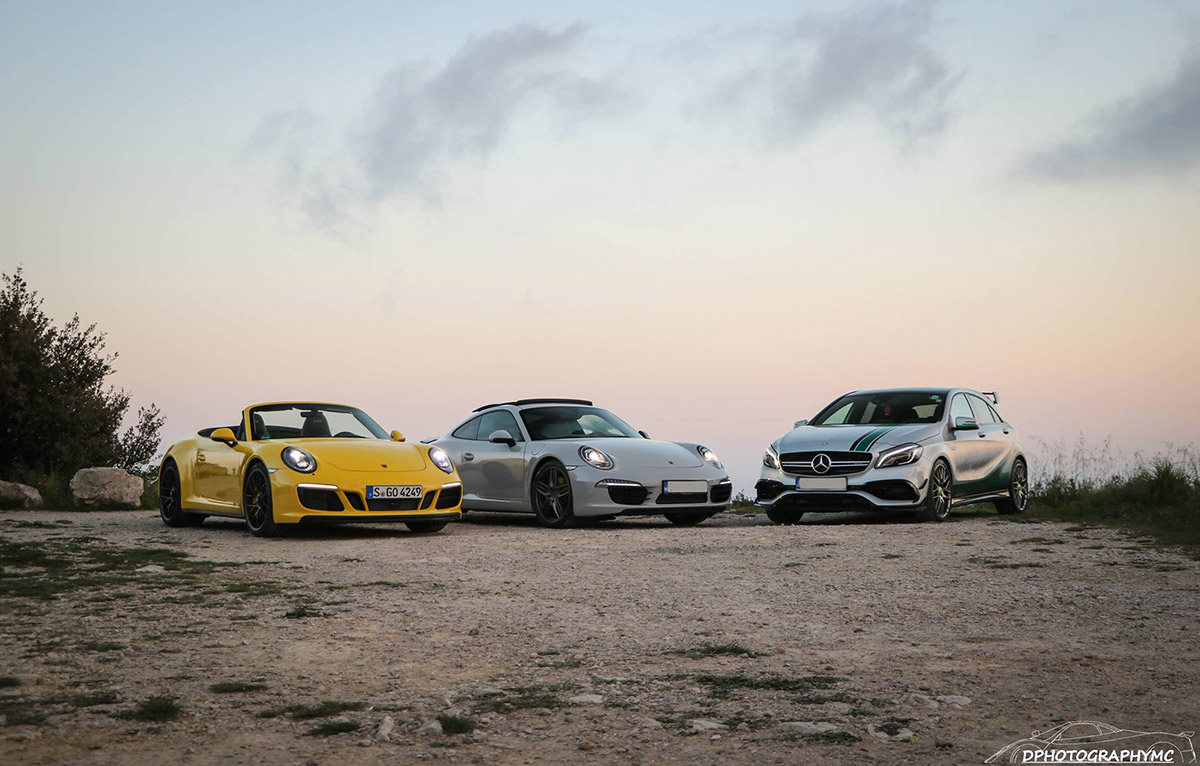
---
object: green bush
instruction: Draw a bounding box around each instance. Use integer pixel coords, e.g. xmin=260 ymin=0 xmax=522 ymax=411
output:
xmin=1030 ymin=456 xmax=1199 ymax=554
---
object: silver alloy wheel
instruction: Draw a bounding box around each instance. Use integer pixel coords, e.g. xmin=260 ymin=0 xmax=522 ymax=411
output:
xmin=930 ymin=461 xmax=952 ymax=520
xmin=1011 ymin=459 xmax=1028 ymax=511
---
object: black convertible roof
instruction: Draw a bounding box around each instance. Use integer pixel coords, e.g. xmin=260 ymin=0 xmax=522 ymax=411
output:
xmin=472 ymin=398 xmax=593 ymax=413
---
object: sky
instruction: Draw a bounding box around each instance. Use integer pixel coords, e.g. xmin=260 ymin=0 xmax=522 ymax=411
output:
xmin=2 ymin=0 xmax=1198 ymax=490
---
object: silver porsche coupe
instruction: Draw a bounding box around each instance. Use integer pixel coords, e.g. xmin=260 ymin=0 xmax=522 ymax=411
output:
xmin=434 ymin=399 xmax=732 ymax=527
xmin=756 ymin=388 xmax=1028 ymax=523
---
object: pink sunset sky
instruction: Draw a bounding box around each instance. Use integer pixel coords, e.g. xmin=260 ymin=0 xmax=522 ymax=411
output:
xmin=2 ymin=1 xmax=1197 ymax=489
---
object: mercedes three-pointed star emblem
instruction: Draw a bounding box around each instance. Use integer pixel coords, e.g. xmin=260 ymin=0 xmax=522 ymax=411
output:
xmin=811 ymin=453 xmax=832 ymax=474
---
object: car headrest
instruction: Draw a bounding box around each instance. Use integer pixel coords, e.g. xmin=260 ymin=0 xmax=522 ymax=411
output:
xmin=301 ymin=412 xmax=331 ymax=438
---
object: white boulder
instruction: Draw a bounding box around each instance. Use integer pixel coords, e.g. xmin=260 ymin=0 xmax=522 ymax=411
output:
xmin=70 ymin=467 xmax=143 ymax=509
xmin=0 ymin=480 xmax=43 ymax=509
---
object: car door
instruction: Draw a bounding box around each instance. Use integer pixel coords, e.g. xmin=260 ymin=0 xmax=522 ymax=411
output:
xmin=945 ymin=393 xmax=989 ymax=492
xmin=967 ymin=395 xmax=1012 ymax=494
xmin=466 ymin=410 xmax=528 ymax=507
xmin=193 ymin=433 xmax=244 ymax=511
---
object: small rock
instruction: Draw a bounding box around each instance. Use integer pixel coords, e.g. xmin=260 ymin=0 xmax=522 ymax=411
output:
xmin=867 ymin=724 xmax=915 ymax=742
xmin=710 ymin=734 xmax=722 ymax=740
xmin=356 ymin=739 xmax=372 ymax=747
xmin=135 ymin=565 xmax=166 ymax=574
xmin=418 ymin=719 xmax=443 ymax=736
xmin=903 ymin=693 xmax=939 ymax=711
xmin=935 ymin=695 xmax=971 ymax=709
xmin=736 ymin=722 xmax=750 ymax=732
xmin=689 ymin=719 xmax=728 ymax=733
xmin=568 ymin=694 xmax=603 ymax=705
xmin=579 ymin=741 xmax=595 ymax=751
xmin=779 ymin=721 xmax=838 ymax=735
xmin=825 ymin=702 xmax=852 ymax=715
xmin=376 ymin=715 xmax=394 ymax=742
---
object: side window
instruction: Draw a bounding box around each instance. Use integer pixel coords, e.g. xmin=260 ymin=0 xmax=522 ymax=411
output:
xmin=949 ymin=395 xmax=974 ymax=424
xmin=968 ymin=396 xmax=997 ymax=425
xmin=478 ymin=411 xmax=524 ymax=442
xmin=451 ymin=417 xmax=480 ymax=440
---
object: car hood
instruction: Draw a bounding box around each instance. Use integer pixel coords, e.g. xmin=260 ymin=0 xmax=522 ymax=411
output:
xmin=776 ymin=424 xmax=940 ymax=454
xmin=278 ymin=439 xmax=428 ymax=472
xmin=569 ymin=439 xmax=705 ymax=469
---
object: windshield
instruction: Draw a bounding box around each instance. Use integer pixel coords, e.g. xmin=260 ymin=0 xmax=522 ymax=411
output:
xmin=249 ymin=404 xmax=389 ymax=440
xmin=811 ymin=391 xmax=947 ymax=426
xmin=519 ymin=406 xmax=640 ymax=440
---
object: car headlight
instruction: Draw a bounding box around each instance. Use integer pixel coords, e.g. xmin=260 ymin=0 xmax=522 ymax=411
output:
xmin=697 ymin=445 xmax=723 ymax=469
xmin=579 ymin=446 xmax=614 ymax=470
xmin=763 ymin=445 xmax=780 ymax=470
xmin=281 ymin=446 xmax=317 ymax=474
xmin=428 ymin=445 xmax=454 ymax=474
xmin=875 ymin=443 xmax=923 ymax=469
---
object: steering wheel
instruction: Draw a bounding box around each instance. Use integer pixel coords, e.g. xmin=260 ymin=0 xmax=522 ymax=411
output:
xmin=334 ymin=431 xmax=362 ymax=438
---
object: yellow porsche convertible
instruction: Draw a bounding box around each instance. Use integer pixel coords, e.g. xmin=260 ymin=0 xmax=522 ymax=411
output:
xmin=157 ymin=402 xmax=463 ymax=536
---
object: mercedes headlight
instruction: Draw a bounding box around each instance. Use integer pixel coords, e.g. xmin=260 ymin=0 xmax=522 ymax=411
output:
xmin=763 ymin=445 xmax=780 ymax=470
xmin=697 ymin=445 xmax=723 ymax=469
xmin=281 ymin=446 xmax=317 ymax=474
xmin=579 ymin=446 xmax=614 ymax=470
xmin=876 ymin=443 xmax=923 ymax=469
xmin=428 ymin=445 xmax=454 ymax=474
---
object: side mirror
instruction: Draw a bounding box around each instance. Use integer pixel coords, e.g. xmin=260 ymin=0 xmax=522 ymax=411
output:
xmin=953 ymin=417 xmax=979 ymax=431
xmin=638 ymin=430 xmax=651 ymax=440
xmin=390 ymin=430 xmax=406 ymax=442
xmin=488 ymin=429 xmax=516 ymax=447
xmin=210 ymin=427 xmax=237 ymax=446
xmin=794 ymin=419 xmax=809 ymax=428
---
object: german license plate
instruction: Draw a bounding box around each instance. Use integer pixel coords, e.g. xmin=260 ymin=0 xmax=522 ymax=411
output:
xmin=663 ymin=480 xmax=708 ymax=494
xmin=796 ymin=477 xmax=847 ymax=491
xmin=366 ymin=485 xmax=423 ymax=500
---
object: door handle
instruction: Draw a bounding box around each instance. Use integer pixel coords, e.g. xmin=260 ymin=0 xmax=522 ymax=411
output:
xmin=197 ymin=453 xmax=207 ymax=462
xmin=1003 ymin=429 xmax=1011 ymax=434
xmin=978 ymin=432 xmax=986 ymax=438
xmin=462 ymin=452 xmax=474 ymax=462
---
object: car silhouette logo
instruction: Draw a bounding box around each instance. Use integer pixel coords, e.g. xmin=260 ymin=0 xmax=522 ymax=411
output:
xmin=812 ymin=454 xmax=832 ymax=474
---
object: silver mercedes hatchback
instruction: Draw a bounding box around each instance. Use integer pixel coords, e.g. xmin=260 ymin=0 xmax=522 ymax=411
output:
xmin=756 ymin=388 xmax=1028 ymax=523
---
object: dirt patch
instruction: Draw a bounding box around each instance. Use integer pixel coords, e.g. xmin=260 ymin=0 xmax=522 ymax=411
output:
xmin=1 ymin=509 xmax=1196 ymax=764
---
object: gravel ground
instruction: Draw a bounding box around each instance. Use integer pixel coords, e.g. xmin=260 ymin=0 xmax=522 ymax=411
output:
xmin=1 ymin=508 xmax=1197 ymax=765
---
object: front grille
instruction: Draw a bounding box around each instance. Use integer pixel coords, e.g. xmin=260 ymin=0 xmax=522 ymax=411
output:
xmin=297 ymin=488 xmax=343 ymax=512
xmin=365 ymin=497 xmax=421 ymax=512
xmin=710 ymin=482 xmax=732 ymax=504
xmin=780 ymin=451 xmax=872 ymax=476
xmin=436 ymin=485 xmax=462 ymax=509
xmin=421 ymin=491 xmax=437 ymax=510
xmin=864 ymin=480 xmax=918 ymax=502
xmin=344 ymin=492 xmax=365 ymax=511
xmin=756 ymin=480 xmax=786 ymax=501
xmin=607 ymin=485 xmax=648 ymax=505
xmin=655 ymin=492 xmax=709 ymax=505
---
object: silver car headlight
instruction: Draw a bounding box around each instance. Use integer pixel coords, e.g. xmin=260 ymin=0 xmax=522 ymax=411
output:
xmin=428 ymin=445 xmax=454 ymax=474
xmin=281 ymin=446 xmax=317 ymax=474
xmin=876 ymin=443 xmax=923 ymax=469
xmin=579 ymin=446 xmax=614 ymax=470
xmin=763 ymin=445 xmax=780 ymax=470
xmin=697 ymin=445 xmax=723 ymax=469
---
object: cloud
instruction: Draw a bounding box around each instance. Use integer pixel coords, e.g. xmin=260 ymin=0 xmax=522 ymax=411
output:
xmin=1020 ymin=48 xmax=1200 ymax=181
xmin=248 ymin=23 xmax=624 ymax=230
xmin=703 ymin=0 xmax=959 ymax=146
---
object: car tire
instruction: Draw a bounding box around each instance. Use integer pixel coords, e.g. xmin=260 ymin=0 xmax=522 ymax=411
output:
xmin=664 ymin=512 xmax=714 ymax=526
xmin=994 ymin=458 xmax=1029 ymax=515
xmin=918 ymin=459 xmax=953 ymax=522
xmin=766 ymin=507 xmax=804 ymax=525
xmin=243 ymin=463 xmax=282 ymax=538
xmin=159 ymin=462 xmax=201 ymax=528
xmin=531 ymin=460 xmax=576 ymax=528
xmin=405 ymin=521 xmax=448 ymax=534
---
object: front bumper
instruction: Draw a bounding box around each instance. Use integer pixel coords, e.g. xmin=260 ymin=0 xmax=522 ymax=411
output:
xmin=754 ymin=457 xmax=931 ymax=513
xmin=566 ymin=466 xmax=732 ymax=517
xmin=270 ymin=470 xmax=463 ymax=525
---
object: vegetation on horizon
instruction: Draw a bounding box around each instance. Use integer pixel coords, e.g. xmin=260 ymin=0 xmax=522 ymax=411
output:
xmin=0 ymin=268 xmax=163 ymax=507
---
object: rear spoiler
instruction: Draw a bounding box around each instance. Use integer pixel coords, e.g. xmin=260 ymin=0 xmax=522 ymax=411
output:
xmin=981 ymin=391 xmax=1000 ymax=404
